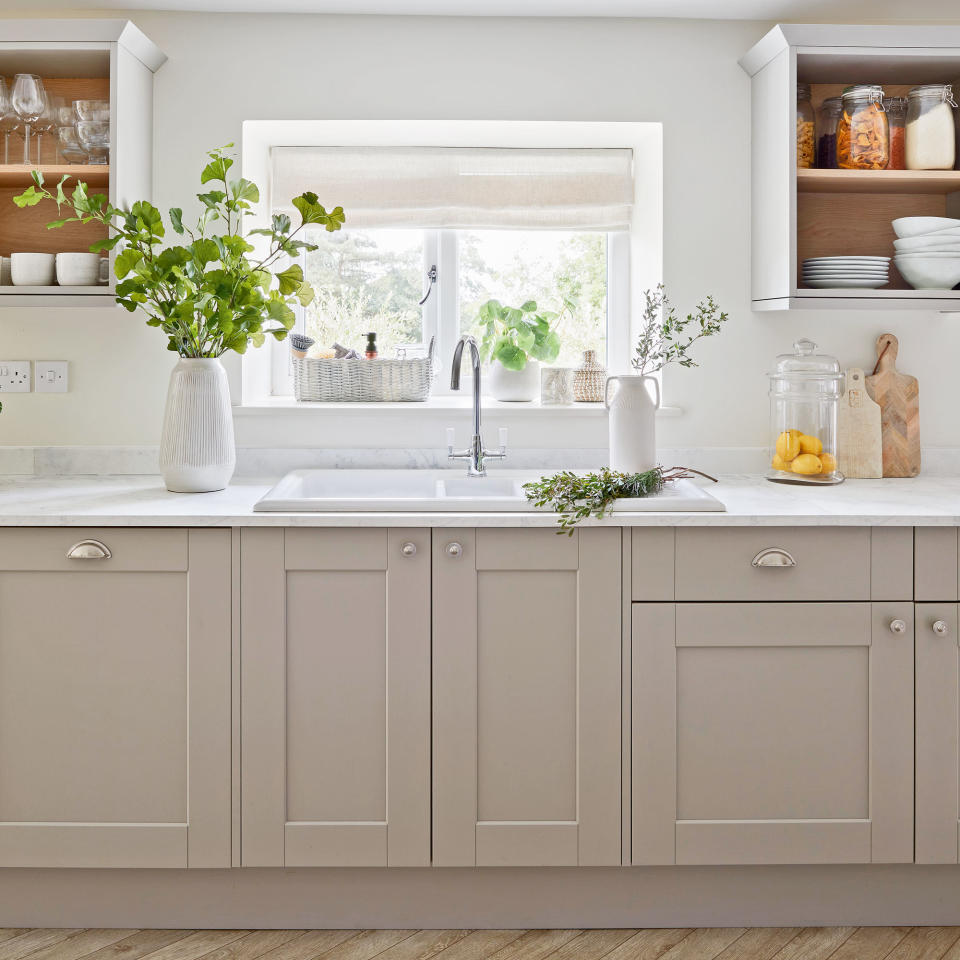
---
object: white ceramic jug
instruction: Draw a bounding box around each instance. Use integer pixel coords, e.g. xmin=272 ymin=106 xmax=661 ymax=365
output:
xmin=604 ymin=374 xmax=660 ymax=474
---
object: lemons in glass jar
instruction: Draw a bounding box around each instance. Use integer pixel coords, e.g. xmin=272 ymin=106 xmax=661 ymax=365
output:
xmin=775 ymin=430 xmax=802 ymax=462
xmin=791 ymin=453 xmax=823 ymax=475
xmin=819 ymin=452 xmax=838 ymax=473
xmin=798 ymin=434 xmax=823 ymax=456
xmin=771 ymin=453 xmax=792 ymax=471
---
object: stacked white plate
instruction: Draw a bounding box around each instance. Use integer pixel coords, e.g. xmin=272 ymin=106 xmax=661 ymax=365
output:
xmin=802 ymin=256 xmax=891 ymax=289
xmin=892 ymin=217 xmax=960 ymax=290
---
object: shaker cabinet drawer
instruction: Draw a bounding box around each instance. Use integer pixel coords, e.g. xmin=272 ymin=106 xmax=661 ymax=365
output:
xmin=674 ymin=528 xmax=871 ymax=601
xmin=0 ymin=528 xmax=188 ymax=572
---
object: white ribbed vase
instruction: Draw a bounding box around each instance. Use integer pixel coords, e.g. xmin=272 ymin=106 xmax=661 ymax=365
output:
xmin=159 ymin=358 xmax=236 ymax=493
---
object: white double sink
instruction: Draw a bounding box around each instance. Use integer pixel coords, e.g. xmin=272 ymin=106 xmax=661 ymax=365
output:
xmin=254 ymin=469 xmax=725 ymax=513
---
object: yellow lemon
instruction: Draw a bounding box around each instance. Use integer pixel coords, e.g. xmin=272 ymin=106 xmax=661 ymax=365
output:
xmin=771 ymin=453 xmax=792 ymax=472
xmin=819 ymin=452 xmax=838 ymax=473
xmin=791 ymin=453 xmax=823 ymax=475
xmin=775 ymin=430 xmax=801 ymax=461
xmin=798 ymin=434 xmax=823 ymax=456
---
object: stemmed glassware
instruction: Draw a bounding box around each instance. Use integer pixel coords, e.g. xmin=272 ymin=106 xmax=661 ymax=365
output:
xmin=0 ymin=77 xmax=18 ymax=165
xmin=33 ymin=91 xmax=57 ymax=165
xmin=11 ymin=74 xmax=45 ymax=165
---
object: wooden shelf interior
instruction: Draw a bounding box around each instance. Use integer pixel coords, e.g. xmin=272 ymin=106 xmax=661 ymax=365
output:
xmin=796 ymin=60 xmax=960 ymax=292
xmin=0 ymin=76 xmax=109 ymax=259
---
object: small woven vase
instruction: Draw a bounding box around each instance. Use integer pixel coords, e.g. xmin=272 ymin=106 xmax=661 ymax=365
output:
xmin=573 ymin=349 xmax=606 ymax=402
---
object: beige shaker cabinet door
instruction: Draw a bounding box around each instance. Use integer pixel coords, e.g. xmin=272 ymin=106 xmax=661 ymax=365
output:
xmin=241 ymin=528 xmax=431 ymax=867
xmin=433 ymin=528 xmax=622 ymax=867
xmin=633 ymin=601 xmax=914 ymax=866
xmin=916 ymin=604 xmax=960 ymax=864
xmin=0 ymin=528 xmax=231 ymax=868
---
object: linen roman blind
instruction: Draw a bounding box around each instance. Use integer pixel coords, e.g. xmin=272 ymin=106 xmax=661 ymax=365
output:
xmin=270 ymin=146 xmax=634 ymax=231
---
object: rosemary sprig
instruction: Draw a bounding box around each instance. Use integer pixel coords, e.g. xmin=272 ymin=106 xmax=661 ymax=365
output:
xmin=523 ymin=466 xmax=718 ymax=534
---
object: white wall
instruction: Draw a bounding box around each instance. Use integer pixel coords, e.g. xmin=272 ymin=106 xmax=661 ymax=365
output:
xmin=1 ymin=11 xmax=958 ymax=453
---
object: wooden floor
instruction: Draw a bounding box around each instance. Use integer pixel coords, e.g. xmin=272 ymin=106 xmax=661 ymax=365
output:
xmin=1 ymin=928 xmax=960 ymax=960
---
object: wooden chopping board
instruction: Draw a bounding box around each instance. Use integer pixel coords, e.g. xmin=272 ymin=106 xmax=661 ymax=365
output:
xmin=838 ymin=367 xmax=882 ymax=479
xmin=865 ymin=334 xmax=920 ymax=478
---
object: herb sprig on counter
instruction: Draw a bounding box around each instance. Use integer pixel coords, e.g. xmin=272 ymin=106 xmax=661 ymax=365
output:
xmin=524 ymin=466 xmax=717 ymax=534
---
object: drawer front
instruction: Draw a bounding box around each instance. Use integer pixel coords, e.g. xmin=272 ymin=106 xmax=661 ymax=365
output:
xmin=915 ymin=528 xmax=959 ymax=602
xmin=675 ymin=528 xmax=871 ymax=601
xmin=0 ymin=528 xmax=188 ymax=572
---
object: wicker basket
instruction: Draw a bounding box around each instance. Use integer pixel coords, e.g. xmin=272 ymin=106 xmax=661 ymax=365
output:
xmin=292 ymin=338 xmax=435 ymax=402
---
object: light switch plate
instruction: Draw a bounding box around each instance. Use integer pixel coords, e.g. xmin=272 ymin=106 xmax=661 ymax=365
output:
xmin=0 ymin=361 xmax=31 ymax=393
xmin=35 ymin=361 xmax=68 ymax=393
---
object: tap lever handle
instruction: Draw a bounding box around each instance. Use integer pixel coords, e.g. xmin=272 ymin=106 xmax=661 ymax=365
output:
xmin=446 ymin=427 xmax=456 ymax=456
xmin=498 ymin=427 xmax=508 ymax=454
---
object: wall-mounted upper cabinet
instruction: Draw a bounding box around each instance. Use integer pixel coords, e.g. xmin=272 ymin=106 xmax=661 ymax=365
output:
xmin=0 ymin=20 xmax=165 ymax=308
xmin=741 ymin=25 xmax=960 ymax=313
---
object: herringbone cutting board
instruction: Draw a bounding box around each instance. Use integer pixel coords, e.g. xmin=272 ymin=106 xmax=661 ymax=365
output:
xmin=838 ymin=367 xmax=882 ymax=479
xmin=865 ymin=334 xmax=920 ymax=478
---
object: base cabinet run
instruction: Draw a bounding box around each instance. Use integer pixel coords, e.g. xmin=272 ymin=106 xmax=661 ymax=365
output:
xmin=0 ymin=528 xmax=231 ymax=868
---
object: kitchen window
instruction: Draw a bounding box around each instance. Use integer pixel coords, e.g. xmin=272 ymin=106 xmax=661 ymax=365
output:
xmin=240 ymin=121 xmax=662 ymax=408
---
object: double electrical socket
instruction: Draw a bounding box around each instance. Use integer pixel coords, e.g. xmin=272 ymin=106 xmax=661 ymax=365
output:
xmin=0 ymin=361 xmax=68 ymax=394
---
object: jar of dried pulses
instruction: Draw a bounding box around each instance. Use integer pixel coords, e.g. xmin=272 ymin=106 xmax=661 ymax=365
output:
xmin=797 ymin=83 xmax=815 ymax=169
xmin=884 ymin=96 xmax=907 ymax=170
xmin=838 ymin=85 xmax=889 ymax=170
xmin=816 ymin=97 xmax=842 ymax=169
xmin=906 ymin=84 xmax=957 ymax=170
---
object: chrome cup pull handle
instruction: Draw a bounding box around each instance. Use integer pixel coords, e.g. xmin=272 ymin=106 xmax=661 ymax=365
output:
xmin=66 ymin=539 xmax=112 ymax=560
xmin=752 ymin=547 xmax=797 ymax=568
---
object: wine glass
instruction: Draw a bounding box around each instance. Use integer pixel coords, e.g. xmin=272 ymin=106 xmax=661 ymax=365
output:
xmin=33 ymin=91 xmax=56 ymax=165
xmin=11 ymin=74 xmax=45 ymax=165
xmin=0 ymin=77 xmax=18 ymax=165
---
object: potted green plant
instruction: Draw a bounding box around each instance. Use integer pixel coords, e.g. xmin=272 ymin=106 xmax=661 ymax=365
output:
xmin=14 ymin=145 xmax=343 ymax=492
xmin=475 ymin=298 xmax=562 ymax=401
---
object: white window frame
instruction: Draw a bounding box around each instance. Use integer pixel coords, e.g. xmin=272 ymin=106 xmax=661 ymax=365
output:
xmin=238 ymin=120 xmax=662 ymax=408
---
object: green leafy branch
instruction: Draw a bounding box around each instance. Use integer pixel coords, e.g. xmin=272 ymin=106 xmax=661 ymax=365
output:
xmin=475 ymin=298 xmax=566 ymax=371
xmin=524 ymin=466 xmax=718 ymax=534
xmin=632 ymin=284 xmax=728 ymax=376
xmin=12 ymin=144 xmax=345 ymax=358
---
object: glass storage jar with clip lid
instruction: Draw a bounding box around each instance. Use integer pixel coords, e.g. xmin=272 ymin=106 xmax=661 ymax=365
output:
xmin=768 ymin=339 xmax=844 ymax=485
xmin=837 ymin=84 xmax=888 ymax=170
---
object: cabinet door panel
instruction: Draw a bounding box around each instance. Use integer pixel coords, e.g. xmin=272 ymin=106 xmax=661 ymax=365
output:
xmin=241 ymin=528 xmax=430 ymax=867
xmin=916 ymin=603 xmax=960 ymax=864
xmin=0 ymin=529 xmax=230 ymax=868
xmin=633 ymin=601 xmax=913 ymax=866
xmin=434 ymin=527 xmax=621 ymax=867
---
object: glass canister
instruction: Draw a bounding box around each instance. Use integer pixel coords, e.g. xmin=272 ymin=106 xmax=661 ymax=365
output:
xmin=884 ymin=96 xmax=907 ymax=169
xmin=837 ymin=84 xmax=888 ymax=170
xmin=796 ymin=82 xmax=815 ymax=169
xmin=816 ymin=96 xmax=842 ymax=168
xmin=767 ymin=339 xmax=844 ymax=485
xmin=906 ymin=84 xmax=957 ymax=170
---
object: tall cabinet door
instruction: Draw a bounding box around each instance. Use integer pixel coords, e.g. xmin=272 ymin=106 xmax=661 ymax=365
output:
xmin=241 ymin=528 xmax=431 ymax=867
xmin=633 ymin=601 xmax=914 ymax=865
xmin=0 ymin=528 xmax=231 ymax=868
xmin=916 ymin=604 xmax=960 ymax=863
xmin=433 ymin=527 xmax=622 ymax=867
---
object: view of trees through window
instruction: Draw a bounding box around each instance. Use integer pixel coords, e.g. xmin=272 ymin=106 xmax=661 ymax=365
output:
xmin=302 ymin=228 xmax=607 ymax=366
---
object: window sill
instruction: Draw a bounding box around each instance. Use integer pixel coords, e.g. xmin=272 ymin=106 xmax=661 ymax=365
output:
xmin=235 ymin=397 xmax=683 ymax=417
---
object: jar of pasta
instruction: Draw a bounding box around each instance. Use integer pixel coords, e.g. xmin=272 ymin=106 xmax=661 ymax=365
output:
xmin=906 ymin=84 xmax=957 ymax=170
xmin=838 ymin=85 xmax=888 ymax=170
xmin=797 ymin=83 xmax=815 ymax=168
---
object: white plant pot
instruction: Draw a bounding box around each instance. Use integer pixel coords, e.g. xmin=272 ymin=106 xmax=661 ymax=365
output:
xmin=159 ymin=358 xmax=236 ymax=493
xmin=487 ymin=359 xmax=540 ymax=402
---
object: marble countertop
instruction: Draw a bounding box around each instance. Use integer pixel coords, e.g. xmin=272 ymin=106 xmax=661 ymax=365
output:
xmin=0 ymin=473 xmax=957 ymax=526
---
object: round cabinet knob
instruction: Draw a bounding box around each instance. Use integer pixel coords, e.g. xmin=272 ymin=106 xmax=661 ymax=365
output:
xmin=446 ymin=541 xmax=463 ymax=559
xmin=889 ymin=619 xmax=907 ymax=635
xmin=933 ymin=620 xmax=950 ymax=637
xmin=400 ymin=542 xmax=417 ymax=558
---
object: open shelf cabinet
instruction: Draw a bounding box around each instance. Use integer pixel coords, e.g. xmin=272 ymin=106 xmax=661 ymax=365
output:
xmin=0 ymin=20 xmax=165 ymax=307
xmin=741 ymin=24 xmax=960 ymax=313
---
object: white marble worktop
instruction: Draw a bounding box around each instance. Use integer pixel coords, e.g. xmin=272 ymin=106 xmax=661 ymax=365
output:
xmin=0 ymin=473 xmax=957 ymax=526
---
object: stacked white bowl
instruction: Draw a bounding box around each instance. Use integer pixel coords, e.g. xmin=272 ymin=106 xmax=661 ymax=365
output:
xmin=893 ymin=217 xmax=960 ymax=290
